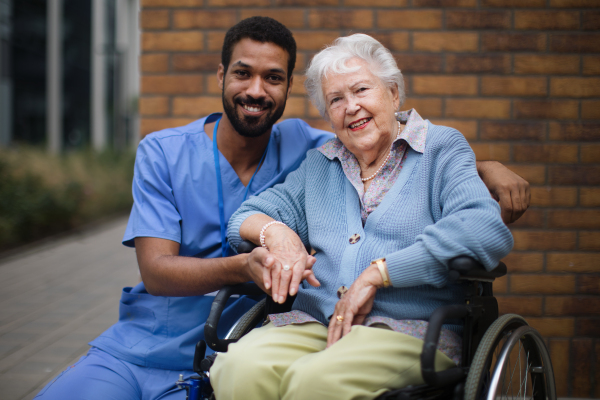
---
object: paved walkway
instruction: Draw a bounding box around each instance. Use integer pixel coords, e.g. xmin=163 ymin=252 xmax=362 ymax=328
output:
xmin=0 ymin=217 xmax=139 ymax=400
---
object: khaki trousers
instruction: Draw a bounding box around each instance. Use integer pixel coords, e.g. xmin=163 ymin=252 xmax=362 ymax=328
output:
xmin=211 ymin=322 xmax=455 ymax=400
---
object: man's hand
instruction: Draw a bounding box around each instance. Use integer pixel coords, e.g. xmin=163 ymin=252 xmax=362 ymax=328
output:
xmin=476 ymin=161 xmax=531 ymax=224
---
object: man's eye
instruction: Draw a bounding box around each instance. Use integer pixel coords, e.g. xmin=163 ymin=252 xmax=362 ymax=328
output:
xmin=267 ymin=75 xmax=283 ymax=82
xmin=234 ymin=70 xmax=249 ymax=77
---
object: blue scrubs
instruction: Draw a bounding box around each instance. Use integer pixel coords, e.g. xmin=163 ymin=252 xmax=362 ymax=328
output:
xmin=35 ymin=114 xmax=332 ymax=399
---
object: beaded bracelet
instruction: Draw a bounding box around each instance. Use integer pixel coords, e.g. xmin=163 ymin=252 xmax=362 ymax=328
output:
xmin=259 ymin=221 xmax=286 ymax=250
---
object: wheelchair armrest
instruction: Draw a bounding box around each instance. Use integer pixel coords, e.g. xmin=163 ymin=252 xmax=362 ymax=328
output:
xmin=204 ymin=282 xmax=264 ymax=352
xmin=447 ymin=256 xmax=507 ymax=284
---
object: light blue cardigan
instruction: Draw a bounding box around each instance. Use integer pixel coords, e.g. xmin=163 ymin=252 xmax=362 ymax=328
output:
xmin=227 ymin=121 xmax=513 ymax=333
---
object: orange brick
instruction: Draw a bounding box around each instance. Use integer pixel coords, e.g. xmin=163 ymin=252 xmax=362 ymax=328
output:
xmin=469 ymin=143 xmax=511 ymax=162
xmin=430 ymin=119 xmax=477 ymax=140
xmin=395 ymin=54 xmax=443 ymax=73
xmin=526 ymin=317 xmax=574 ymax=337
xmin=510 ymin=274 xmax=576 ymax=294
xmin=513 ymin=100 xmax=579 ymax=120
xmin=577 ymin=319 xmax=600 ymax=336
xmin=142 ymin=32 xmax=204 ymax=52
xmin=369 ymin=32 xmax=410 ymax=51
xmin=240 ymin=9 xmax=305 ymax=29
xmin=281 ymin=97 xmax=306 ymax=119
xmin=483 ymin=0 xmax=545 ymax=6
xmin=481 ymin=77 xmax=547 ymax=97
xmin=515 ymin=11 xmax=579 ymax=30
xmin=549 ymin=122 xmax=600 ymax=141
xmin=445 ymin=99 xmax=510 ymax=119
xmin=291 ymin=74 xmax=307 ymax=96
xmin=480 ymin=121 xmax=545 ymax=141
xmin=307 ymin=102 xmax=321 ymax=119
xmin=446 ymin=54 xmax=510 ymax=74
xmin=207 ymin=76 xmax=221 ymax=95
xmin=172 ymin=54 xmax=220 ymax=72
xmin=549 ymin=339 xmax=570 ymax=397
xmin=139 ymin=97 xmax=169 ymax=116
xmin=514 ymin=55 xmax=580 ymax=75
xmin=172 ymin=11 xmax=236 ymax=29
xmin=546 ymin=297 xmax=600 ymax=316
xmin=141 ymin=75 xmax=204 ymax=95
xmin=550 ymin=0 xmax=600 ymax=6
xmin=549 ymin=210 xmax=600 ymax=229
xmin=513 ymin=144 xmax=578 ymax=164
xmin=482 ymin=33 xmax=546 ymax=52
xmin=414 ymin=0 xmax=475 ymax=5
xmin=172 ymin=96 xmax=222 ymax=117
xmin=582 ymin=11 xmax=600 ymax=30
xmin=209 ymin=0 xmax=269 ymax=6
xmin=582 ymin=100 xmax=600 ymax=119
xmin=497 ymin=296 xmax=542 ymax=316
xmin=141 ymin=0 xmax=203 ymax=6
xmin=344 ymin=0 xmax=407 ymax=6
xmin=549 ymin=166 xmax=600 ymax=185
xmin=548 ymin=252 xmax=600 ymax=273
xmin=506 ymin=165 xmax=546 ymax=185
xmin=581 ymin=144 xmax=600 ymax=164
xmin=413 ymin=33 xmax=478 ymax=52
xmin=400 ymin=98 xmax=442 ymax=118
xmin=378 ymin=10 xmax=442 ymax=30
xmin=493 ymin=275 xmax=508 ymax=294
xmin=509 ymin=209 xmax=544 ymax=228
xmin=583 ymin=56 xmax=600 ymax=76
xmin=572 ymin=339 xmax=594 ymax=397
xmin=293 ymin=31 xmax=340 ymax=51
xmin=551 ymin=78 xmax=600 ymax=98
xmin=140 ymin=118 xmax=196 ymax=137
xmin=512 ymin=230 xmax=576 ymax=251
xmin=581 ymin=188 xmax=600 ymax=207
xmin=551 ymin=33 xmax=600 ymax=53
xmin=140 ymin=10 xmax=170 ymax=30
xmin=412 ymin=76 xmax=477 ymax=96
xmin=502 ymin=252 xmax=544 ymax=272
xmin=446 ymin=10 xmax=510 ymax=29
xmin=309 ymin=10 xmax=373 ymax=29
xmin=207 ymin=32 xmax=226 ymax=52
xmin=578 ymin=276 xmax=600 ymax=295
xmin=141 ymin=54 xmax=170 ymax=73
xmin=579 ymin=231 xmax=600 ymax=251
xmin=530 ymin=187 xmax=577 ymax=207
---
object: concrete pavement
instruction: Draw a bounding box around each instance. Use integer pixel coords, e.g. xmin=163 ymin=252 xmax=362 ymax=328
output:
xmin=0 ymin=217 xmax=139 ymax=400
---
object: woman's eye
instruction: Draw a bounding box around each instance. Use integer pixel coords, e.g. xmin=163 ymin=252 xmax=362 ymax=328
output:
xmin=330 ymin=97 xmax=340 ymax=104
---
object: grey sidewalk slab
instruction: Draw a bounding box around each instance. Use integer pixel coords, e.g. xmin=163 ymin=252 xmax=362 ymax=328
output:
xmin=0 ymin=217 xmax=139 ymax=400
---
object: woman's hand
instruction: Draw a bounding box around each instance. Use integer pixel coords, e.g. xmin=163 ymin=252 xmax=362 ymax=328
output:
xmin=263 ymin=224 xmax=320 ymax=304
xmin=327 ymin=265 xmax=384 ymax=347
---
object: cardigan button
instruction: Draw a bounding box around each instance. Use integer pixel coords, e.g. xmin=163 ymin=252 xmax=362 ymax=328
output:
xmin=337 ymin=286 xmax=348 ymax=299
xmin=349 ymin=234 xmax=361 ymax=244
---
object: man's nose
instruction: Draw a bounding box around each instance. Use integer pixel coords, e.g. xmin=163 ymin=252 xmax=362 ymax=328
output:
xmin=246 ymin=76 xmax=267 ymax=99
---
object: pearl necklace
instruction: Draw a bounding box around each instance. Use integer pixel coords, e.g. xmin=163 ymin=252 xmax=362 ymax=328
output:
xmin=361 ymin=120 xmax=402 ymax=182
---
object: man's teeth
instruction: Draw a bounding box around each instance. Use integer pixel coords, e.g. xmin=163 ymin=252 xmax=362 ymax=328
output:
xmin=243 ymin=105 xmax=264 ymax=112
xmin=350 ymin=118 xmax=370 ymax=129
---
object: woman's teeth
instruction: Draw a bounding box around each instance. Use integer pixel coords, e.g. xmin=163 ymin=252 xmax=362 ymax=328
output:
xmin=349 ymin=118 xmax=370 ymax=129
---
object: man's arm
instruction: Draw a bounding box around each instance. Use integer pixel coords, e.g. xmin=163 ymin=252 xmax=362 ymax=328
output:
xmin=135 ymin=237 xmax=272 ymax=296
xmin=476 ymin=161 xmax=531 ymax=224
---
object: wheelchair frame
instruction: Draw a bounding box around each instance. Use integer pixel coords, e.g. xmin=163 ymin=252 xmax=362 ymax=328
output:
xmin=179 ymin=244 xmax=556 ymax=400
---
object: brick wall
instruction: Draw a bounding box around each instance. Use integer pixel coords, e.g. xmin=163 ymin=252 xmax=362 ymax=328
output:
xmin=139 ymin=0 xmax=599 ymax=397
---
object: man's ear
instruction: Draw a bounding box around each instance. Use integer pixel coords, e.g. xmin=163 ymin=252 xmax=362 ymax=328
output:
xmin=286 ymin=75 xmax=294 ymax=99
xmin=217 ymin=64 xmax=225 ymax=90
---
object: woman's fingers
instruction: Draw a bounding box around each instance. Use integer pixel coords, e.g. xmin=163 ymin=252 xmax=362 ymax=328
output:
xmin=271 ymin=262 xmax=282 ymax=304
xmin=262 ymin=256 xmax=273 ymax=291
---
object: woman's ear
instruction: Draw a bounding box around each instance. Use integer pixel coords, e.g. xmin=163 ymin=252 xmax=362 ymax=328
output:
xmin=390 ymin=83 xmax=400 ymax=111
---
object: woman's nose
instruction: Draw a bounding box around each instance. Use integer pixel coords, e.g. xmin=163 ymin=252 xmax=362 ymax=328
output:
xmin=346 ymin=97 xmax=360 ymax=114
xmin=246 ymin=76 xmax=267 ymax=99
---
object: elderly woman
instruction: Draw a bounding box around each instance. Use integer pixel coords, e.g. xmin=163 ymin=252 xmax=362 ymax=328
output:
xmin=211 ymin=34 xmax=513 ymax=400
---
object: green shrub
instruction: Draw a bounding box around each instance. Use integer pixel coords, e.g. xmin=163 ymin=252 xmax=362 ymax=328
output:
xmin=0 ymin=147 xmax=135 ymax=251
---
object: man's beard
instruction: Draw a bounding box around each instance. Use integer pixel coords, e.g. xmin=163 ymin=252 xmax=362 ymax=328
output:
xmin=222 ymin=92 xmax=287 ymax=138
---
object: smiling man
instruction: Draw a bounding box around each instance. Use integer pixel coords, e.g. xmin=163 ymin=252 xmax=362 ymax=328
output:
xmin=35 ymin=17 xmax=529 ymax=400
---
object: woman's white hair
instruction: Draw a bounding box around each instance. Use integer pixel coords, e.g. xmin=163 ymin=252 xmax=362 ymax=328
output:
xmin=304 ymin=33 xmax=405 ymax=120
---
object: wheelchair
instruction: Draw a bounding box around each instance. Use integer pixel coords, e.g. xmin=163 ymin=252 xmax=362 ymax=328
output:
xmin=178 ymin=241 xmax=556 ymax=400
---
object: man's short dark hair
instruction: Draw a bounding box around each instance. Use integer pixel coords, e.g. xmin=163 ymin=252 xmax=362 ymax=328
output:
xmin=222 ymin=17 xmax=297 ymax=82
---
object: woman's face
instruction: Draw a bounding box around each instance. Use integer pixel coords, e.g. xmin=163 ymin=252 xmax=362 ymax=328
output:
xmin=322 ymin=58 xmax=400 ymax=158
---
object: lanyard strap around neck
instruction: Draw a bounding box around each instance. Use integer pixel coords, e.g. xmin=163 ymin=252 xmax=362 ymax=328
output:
xmin=212 ymin=117 xmax=270 ymax=257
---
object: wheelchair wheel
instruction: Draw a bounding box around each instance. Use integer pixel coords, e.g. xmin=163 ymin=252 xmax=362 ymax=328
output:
xmin=464 ymin=314 xmax=556 ymax=400
xmin=225 ymin=298 xmax=266 ymax=340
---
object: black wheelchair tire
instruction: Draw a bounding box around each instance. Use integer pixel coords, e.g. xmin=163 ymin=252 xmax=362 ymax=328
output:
xmin=464 ymin=314 xmax=556 ymax=400
xmin=226 ymin=298 xmax=267 ymax=340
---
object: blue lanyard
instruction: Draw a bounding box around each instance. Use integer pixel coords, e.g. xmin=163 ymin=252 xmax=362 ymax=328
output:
xmin=212 ymin=117 xmax=270 ymax=257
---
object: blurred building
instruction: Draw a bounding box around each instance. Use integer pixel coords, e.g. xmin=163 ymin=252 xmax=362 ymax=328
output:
xmin=0 ymin=0 xmax=139 ymax=152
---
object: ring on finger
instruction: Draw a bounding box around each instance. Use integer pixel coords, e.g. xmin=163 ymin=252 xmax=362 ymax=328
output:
xmin=282 ymin=265 xmax=290 ymax=271
xmin=336 ymin=315 xmax=344 ymax=323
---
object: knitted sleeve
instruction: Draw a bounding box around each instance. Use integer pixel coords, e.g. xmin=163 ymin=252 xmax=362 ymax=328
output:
xmin=385 ymin=126 xmax=514 ymax=288
xmin=227 ymin=156 xmax=310 ymax=252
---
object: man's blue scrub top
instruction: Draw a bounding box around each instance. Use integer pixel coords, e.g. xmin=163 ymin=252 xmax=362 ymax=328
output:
xmin=89 ymin=113 xmax=333 ymax=370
